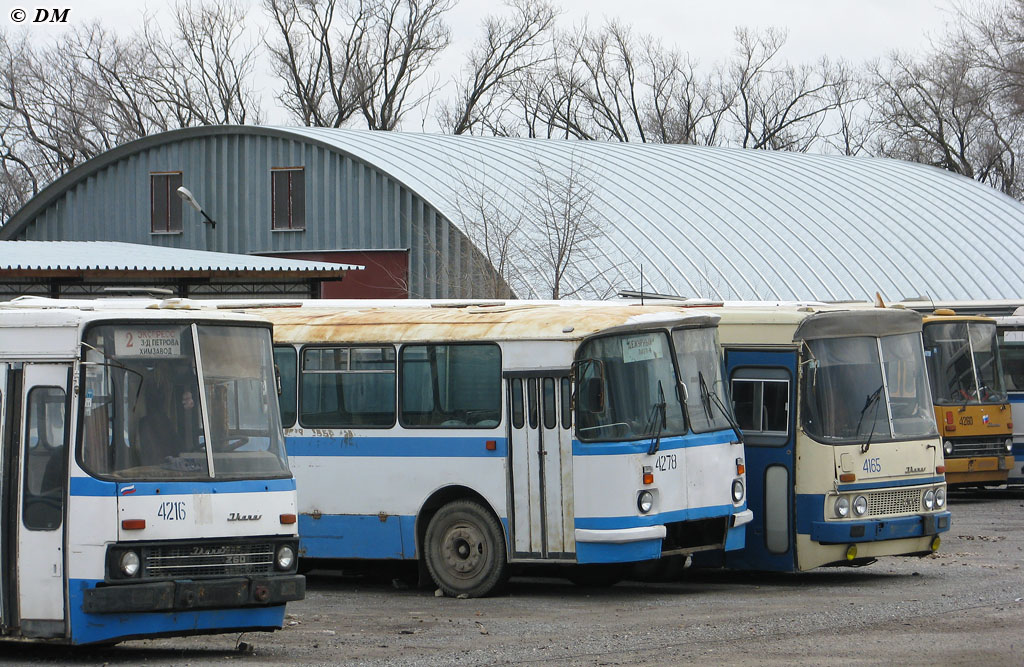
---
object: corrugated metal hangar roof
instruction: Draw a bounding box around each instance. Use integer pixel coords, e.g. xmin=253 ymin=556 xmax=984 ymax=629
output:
xmin=4 ymin=125 xmax=1022 ymax=301
xmin=283 ymin=128 xmax=1024 ymax=302
xmin=0 ymin=240 xmax=361 ymax=273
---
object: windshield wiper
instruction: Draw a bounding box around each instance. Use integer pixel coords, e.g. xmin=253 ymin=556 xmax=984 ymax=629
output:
xmin=697 ymin=371 xmax=714 ymax=422
xmin=697 ymin=371 xmax=742 ymax=440
xmin=709 ymin=386 xmax=744 ymax=441
xmin=81 ymin=341 xmax=145 ymax=407
xmin=647 ymin=380 xmax=667 ymax=455
xmin=856 ymin=385 xmax=883 ymax=453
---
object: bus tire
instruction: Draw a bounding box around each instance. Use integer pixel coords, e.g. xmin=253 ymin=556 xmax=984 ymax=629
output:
xmin=424 ymin=500 xmax=507 ymax=598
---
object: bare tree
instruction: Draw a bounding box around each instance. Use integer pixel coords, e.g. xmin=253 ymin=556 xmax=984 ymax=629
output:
xmin=447 ymin=166 xmax=528 ymax=298
xmin=952 ymin=0 xmax=1024 ymax=119
xmin=263 ymin=0 xmax=368 ymax=126
xmin=354 ymin=0 xmax=454 ymax=130
xmin=438 ymin=0 xmax=557 ymax=135
xmin=523 ymin=152 xmax=617 ymax=299
xmin=265 ymin=0 xmax=452 ymax=130
xmin=145 ymin=0 xmax=264 ymax=126
xmin=498 ymin=21 xmax=734 ymax=146
xmin=0 ymin=1 xmax=263 ymax=226
xmin=724 ymin=27 xmax=854 ymax=151
xmin=643 ymin=46 xmax=729 ymax=145
xmin=867 ymin=44 xmax=1023 ymax=196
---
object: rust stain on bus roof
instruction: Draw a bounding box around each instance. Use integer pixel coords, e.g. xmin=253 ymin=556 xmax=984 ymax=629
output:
xmin=252 ymin=303 xmax=716 ymax=344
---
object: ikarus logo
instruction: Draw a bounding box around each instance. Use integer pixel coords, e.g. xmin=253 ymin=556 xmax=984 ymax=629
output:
xmin=227 ymin=512 xmax=263 ymax=522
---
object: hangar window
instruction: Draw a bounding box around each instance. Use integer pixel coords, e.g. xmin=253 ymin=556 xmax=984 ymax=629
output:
xmin=150 ymin=172 xmax=183 ymax=234
xmin=272 ymin=167 xmax=305 ymax=231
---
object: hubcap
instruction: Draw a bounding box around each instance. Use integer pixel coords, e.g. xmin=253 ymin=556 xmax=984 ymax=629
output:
xmin=442 ymin=523 xmax=485 ymax=576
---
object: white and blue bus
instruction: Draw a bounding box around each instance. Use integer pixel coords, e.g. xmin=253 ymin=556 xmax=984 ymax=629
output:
xmin=994 ymin=310 xmax=1024 ymax=484
xmin=258 ymin=302 xmax=751 ymax=596
xmin=0 ymin=297 xmax=303 ymax=645
xmin=711 ymin=305 xmax=950 ymax=571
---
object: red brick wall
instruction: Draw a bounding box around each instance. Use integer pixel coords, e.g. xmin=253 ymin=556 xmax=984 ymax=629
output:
xmin=260 ymin=250 xmax=409 ymax=298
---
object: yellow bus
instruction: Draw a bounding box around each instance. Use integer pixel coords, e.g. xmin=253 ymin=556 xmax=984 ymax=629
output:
xmin=921 ymin=310 xmax=1013 ymax=486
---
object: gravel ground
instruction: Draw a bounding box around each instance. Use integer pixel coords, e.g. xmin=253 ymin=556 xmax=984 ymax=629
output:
xmin=4 ymin=488 xmax=1023 ymax=665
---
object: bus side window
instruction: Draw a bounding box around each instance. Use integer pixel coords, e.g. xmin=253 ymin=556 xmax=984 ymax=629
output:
xmin=560 ymin=377 xmax=571 ymax=429
xmin=302 ymin=346 xmax=397 ymax=428
xmin=399 ymin=343 xmax=500 ymax=428
xmin=23 ymin=386 xmax=67 ymax=531
xmin=511 ymin=378 xmax=524 ymax=429
xmin=730 ymin=367 xmax=790 ymax=446
xmin=542 ymin=378 xmax=556 ymax=429
xmin=274 ymin=346 xmax=297 ymax=428
xmin=527 ymin=378 xmax=538 ymax=429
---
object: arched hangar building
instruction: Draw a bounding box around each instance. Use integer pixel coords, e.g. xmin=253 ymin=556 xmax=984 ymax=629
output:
xmin=2 ymin=126 xmax=1023 ymax=302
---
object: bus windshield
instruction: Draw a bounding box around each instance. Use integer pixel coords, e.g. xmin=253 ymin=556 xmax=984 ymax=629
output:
xmin=80 ymin=323 xmax=290 ymax=480
xmin=999 ymin=328 xmax=1024 ymax=392
xmin=801 ymin=333 xmax=936 ymax=444
xmin=672 ymin=327 xmax=734 ymax=433
xmin=923 ymin=321 xmax=1007 ymax=405
xmin=575 ymin=331 xmax=687 ymax=442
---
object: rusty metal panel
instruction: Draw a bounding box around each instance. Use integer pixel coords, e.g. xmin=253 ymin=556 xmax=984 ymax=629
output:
xmin=256 ymin=303 xmax=718 ymax=345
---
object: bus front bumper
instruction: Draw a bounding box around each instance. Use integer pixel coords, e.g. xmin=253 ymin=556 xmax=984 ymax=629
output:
xmin=82 ymin=575 xmax=305 ymax=614
xmin=810 ymin=511 xmax=951 ymax=545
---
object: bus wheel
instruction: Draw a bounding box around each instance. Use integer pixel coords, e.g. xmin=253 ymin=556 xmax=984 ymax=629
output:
xmin=424 ymin=500 xmax=507 ymax=598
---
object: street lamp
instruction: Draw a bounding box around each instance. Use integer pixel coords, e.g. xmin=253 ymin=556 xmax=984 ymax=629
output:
xmin=176 ymin=186 xmax=217 ymax=229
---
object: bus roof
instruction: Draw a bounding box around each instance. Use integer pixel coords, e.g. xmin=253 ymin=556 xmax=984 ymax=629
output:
xmin=0 ymin=296 xmax=270 ymax=360
xmin=253 ymin=302 xmax=719 ymax=344
xmin=700 ymin=304 xmax=924 ymax=345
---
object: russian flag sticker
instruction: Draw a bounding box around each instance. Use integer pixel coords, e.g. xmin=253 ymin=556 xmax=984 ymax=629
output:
xmin=120 ymin=484 xmax=136 ymax=495
xmin=982 ymin=414 xmax=990 ymax=424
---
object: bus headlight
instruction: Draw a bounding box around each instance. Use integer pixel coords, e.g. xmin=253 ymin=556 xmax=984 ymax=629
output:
xmin=637 ymin=490 xmax=654 ymax=514
xmin=731 ymin=479 xmax=744 ymax=503
xmin=935 ymin=487 xmax=946 ymax=508
xmin=275 ymin=544 xmax=296 ymax=571
xmin=119 ymin=550 xmax=140 ymax=577
xmin=852 ymin=495 xmax=868 ymax=517
xmin=923 ymin=489 xmax=935 ymax=510
xmin=1006 ymin=438 xmax=1014 ymax=453
xmin=834 ymin=496 xmax=850 ymax=518
xmin=943 ymin=440 xmax=954 ymax=456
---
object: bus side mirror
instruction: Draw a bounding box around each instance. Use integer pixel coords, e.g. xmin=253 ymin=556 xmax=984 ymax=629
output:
xmin=581 ymin=377 xmax=605 ymax=413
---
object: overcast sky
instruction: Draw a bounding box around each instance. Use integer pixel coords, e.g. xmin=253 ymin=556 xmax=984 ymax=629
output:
xmin=15 ymin=0 xmax=962 ymax=129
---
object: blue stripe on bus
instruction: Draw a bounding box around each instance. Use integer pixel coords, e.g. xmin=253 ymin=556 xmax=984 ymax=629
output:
xmin=795 ymin=493 xmax=952 ymax=541
xmin=575 ymin=539 xmax=662 ymax=564
xmin=837 ymin=476 xmax=944 ymax=492
xmin=68 ymin=578 xmax=286 ymax=645
xmin=299 ymin=513 xmax=417 ymax=560
xmin=1007 ymin=393 xmax=1024 ymax=404
xmin=573 ymin=503 xmax=741 ymax=530
xmin=572 ymin=429 xmax=736 ymax=457
xmin=69 ymin=477 xmax=296 ymax=497
xmin=286 ymin=435 xmax=509 ymax=458
xmin=809 ymin=511 xmax=951 ymax=544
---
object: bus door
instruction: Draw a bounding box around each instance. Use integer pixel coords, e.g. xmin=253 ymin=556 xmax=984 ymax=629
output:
xmin=14 ymin=363 xmax=70 ymax=638
xmin=506 ymin=372 xmax=575 ymax=560
xmin=724 ymin=349 xmax=797 ymax=571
